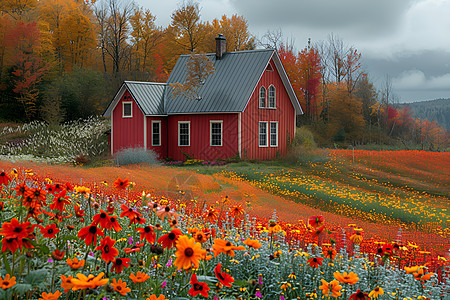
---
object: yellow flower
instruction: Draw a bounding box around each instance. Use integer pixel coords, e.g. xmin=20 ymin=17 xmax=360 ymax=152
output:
xmin=369 ymin=287 xmax=384 ymax=298
xmin=173 ymin=235 xmax=206 ymax=270
xmin=280 ymin=282 xmax=291 ymax=290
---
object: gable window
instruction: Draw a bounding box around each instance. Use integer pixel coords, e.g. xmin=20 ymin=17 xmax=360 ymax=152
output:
xmin=122 ymin=101 xmax=132 ymax=118
xmin=259 ymin=122 xmax=268 ymax=147
xmin=210 ymin=121 xmax=223 ymax=146
xmin=152 ymin=121 xmax=161 ymax=146
xmin=266 ymin=63 xmax=273 ymax=71
xmin=268 ymin=85 xmax=276 ymax=108
xmin=270 ymin=122 xmax=278 ymax=147
xmin=178 ymin=121 xmax=190 ymax=146
xmin=259 ymin=86 xmax=266 ymax=108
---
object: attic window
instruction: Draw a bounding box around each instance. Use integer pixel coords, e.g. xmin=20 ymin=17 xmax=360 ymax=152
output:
xmin=122 ymin=101 xmax=132 ymax=118
xmin=266 ymin=63 xmax=273 ymax=71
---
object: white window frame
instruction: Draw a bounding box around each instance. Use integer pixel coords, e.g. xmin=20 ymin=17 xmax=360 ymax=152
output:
xmin=259 ymin=121 xmax=268 ymax=147
xmin=270 ymin=121 xmax=278 ymax=147
xmin=178 ymin=121 xmax=190 ymax=147
xmin=268 ymin=85 xmax=276 ymax=108
xmin=210 ymin=120 xmax=223 ymax=147
xmin=259 ymin=86 xmax=266 ymax=108
xmin=122 ymin=101 xmax=133 ymax=118
xmin=151 ymin=120 xmax=161 ymax=146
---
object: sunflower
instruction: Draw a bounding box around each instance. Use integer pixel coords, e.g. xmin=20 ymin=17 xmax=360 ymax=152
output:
xmin=113 ymin=178 xmax=130 ymax=190
xmin=0 ymin=274 xmax=16 ymax=289
xmin=66 ymin=257 xmax=85 ymax=269
xmin=307 ymin=257 xmax=323 ymax=268
xmin=111 ymin=278 xmax=131 ymax=296
xmin=333 ymin=271 xmax=359 ymax=285
xmin=95 ymin=236 xmax=119 ymax=263
xmin=243 ymin=238 xmax=262 ymax=249
xmin=40 ymin=223 xmax=60 ymax=239
xmin=70 ymin=272 xmax=109 ymax=291
xmin=215 ymin=263 xmax=234 ymax=287
xmin=129 ymin=271 xmax=150 ymax=283
xmin=111 ymin=258 xmax=131 ymax=274
xmin=319 ymin=279 xmax=342 ymax=298
xmin=212 ymin=239 xmax=246 ymax=257
xmin=173 ymin=235 xmax=206 ymax=270
xmin=39 ymin=290 xmax=61 ymax=300
xmin=78 ymin=224 xmax=104 ymax=246
xmin=349 ymin=289 xmax=370 ymax=300
xmin=368 ymin=287 xmax=384 ymax=298
xmin=157 ymin=228 xmax=182 ymax=249
xmin=189 ymin=274 xmax=210 ymax=298
xmin=322 ymin=246 xmax=337 ymax=260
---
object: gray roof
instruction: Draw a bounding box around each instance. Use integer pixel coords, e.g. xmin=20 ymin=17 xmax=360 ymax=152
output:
xmin=104 ymin=49 xmax=303 ymax=117
xmin=104 ymin=81 xmax=167 ymax=117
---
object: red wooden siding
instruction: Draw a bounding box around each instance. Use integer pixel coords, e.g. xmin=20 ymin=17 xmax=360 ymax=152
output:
xmin=112 ymin=91 xmax=145 ymax=154
xmin=146 ymin=116 xmax=167 ymax=159
xmin=167 ymin=114 xmax=239 ymax=161
xmin=241 ymin=58 xmax=296 ymax=160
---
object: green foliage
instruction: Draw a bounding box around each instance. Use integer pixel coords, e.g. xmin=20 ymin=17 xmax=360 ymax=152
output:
xmin=114 ymin=147 xmax=161 ymax=166
xmin=293 ymin=127 xmax=317 ymax=150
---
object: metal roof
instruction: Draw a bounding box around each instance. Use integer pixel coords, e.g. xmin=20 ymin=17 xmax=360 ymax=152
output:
xmin=165 ymin=49 xmax=277 ymax=114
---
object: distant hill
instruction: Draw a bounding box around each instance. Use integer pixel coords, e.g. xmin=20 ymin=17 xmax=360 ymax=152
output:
xmin=398 ymin=98 xmax=450 ymax=131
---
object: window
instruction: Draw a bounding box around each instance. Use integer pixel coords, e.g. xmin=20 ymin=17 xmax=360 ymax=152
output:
xmin=178 ymin=122 xmax=190 ymax=146
xmin=266 ymin=63 xmax=273 ymax=71
xmin=122 ymin=101 xmax=132 ymax=118
xmin=152 ymin=121 xmax=161 ymax=146
xmin=210 ymin=121 xmax=223 ymax=146
xmin=270 ymin=122 xmax=278 ymax=147
xmin=259 ymin=86 xmax=266 ymax=108
xmin=268 ymin=85 xmax=276 ymax=108
xmin=259 ymin=122 xmax=268 ymax=147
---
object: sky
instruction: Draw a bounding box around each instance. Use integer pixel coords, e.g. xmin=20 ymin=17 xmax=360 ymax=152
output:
xmin=135 ymin=0 xmax=450 ymax=103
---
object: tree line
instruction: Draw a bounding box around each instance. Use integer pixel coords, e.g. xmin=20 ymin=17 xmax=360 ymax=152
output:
xmin=0 ymin=0 xmax=447 ymax=149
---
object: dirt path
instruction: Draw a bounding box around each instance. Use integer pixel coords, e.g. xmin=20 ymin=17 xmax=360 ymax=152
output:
xmin=1 ymin=160 xmax=447 ymax=252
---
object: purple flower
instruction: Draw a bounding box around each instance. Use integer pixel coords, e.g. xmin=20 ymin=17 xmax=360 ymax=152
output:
xmin=255 ymin=289 xmax=262 ymax=298
xmin=48 ymin=258 xmax=53 ymax=263
xmin=166 ymin=259 xmax=173 ymax=267
xmin=161 ymin=281 xmax=167 ymax=288
xmin=129 ymin=237 xmax=133 ymax=245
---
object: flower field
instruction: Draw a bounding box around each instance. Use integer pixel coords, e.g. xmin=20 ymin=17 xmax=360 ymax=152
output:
xmin=0 ymin=158 xmax=449 ymax=299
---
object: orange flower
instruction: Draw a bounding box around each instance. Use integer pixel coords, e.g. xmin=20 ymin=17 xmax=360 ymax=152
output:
xmin=212 ymin=238 xmax=246 ymax=257
xmin=130 ymin=271 xmax=150 ymax=283
xmin=108 ymin=215 xmax=122 ymax=232
xmin=49 ymin=190 xmax=71 ymax=213
xmin=204 ymin=207 xmax=218 ymax=223
xmin=192 ymin=231 xmax=208 ymax=244
xmin=319 ymin=279 xmax=342 ymax=298
xmin=413 ymin=267 xmax=434 ymax=281
xmin=39 ymin=290 xmax=62 ymax=300
xmin=156 ymin=205 xmax=178 ymax=220
xmin=404 ymin=266 xmax=420 ymax=274
xmin=111 ymin=278 xmax=131 ymax=296
xmin=243 ymin=238 xmax=262 ymax=249
xmin=71 ymin=272 xmax=109 ymax=291
xmin=25 ymin=187 xmax=47 ymax=203
xmin=333 ymin=271 xmax=359 ymax=285
xmin=0 ymin=274 xmax=16 ymax=289
xmin=215 ymin=263 xmax=234 ymax=287
xmin=114 ymin=178 xmax=130 ymax=190
xmin=307 ymin=257 xmax=323 ymax=268
xmin=368 ymin=287 xmax=384 ymax=299
xmin=60 ymin=275 xmax=74 ymax=292
xmin=350 ymin=232 xmax=363 ymax=244
xmin=66 ymin=257 xmax=85 ymax=269
xmin=173 ymin=235 xmax=206 ymax=270
xmin=95 ymin=236 xmax=119 ymax=263
xmin=229 ymin=205 xmax=244 ymax=217
xmin=322 ymin=246 xmax=337 ymax=260
xmin=146 ymin=295 xmax=166 ymax=300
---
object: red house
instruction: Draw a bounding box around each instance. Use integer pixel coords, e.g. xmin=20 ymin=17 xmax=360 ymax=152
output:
xmin=103 ymin=36 xmax=303 ymax=161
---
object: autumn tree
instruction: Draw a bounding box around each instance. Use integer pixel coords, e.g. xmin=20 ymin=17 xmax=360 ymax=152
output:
xmin=354 ymin=74 xmax=378 ymax=125
xmin=170 ymin=51 xmax=215 ymax=101
xmin=0 ymin=0 xmax=37 ymax=20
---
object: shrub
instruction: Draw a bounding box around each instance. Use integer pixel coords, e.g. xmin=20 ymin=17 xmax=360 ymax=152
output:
xmin=293 ymin=126 xmax=317 ymax=149
xmin=114 ymin=147 xmax=161 ymax=166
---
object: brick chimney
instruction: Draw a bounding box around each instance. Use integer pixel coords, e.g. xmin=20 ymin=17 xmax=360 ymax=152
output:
xmin=215 ymin=34 xmax=226 ymax=59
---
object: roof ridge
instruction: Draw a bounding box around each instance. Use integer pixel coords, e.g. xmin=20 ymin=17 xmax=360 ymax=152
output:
xmin=179 ymin=48 xmax=276 ymax=57
xmin=125 ymin=81 xmax=167 ymax=85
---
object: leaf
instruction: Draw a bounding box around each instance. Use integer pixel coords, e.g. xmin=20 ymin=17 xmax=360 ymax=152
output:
xmin=39 ymin=244 xmax=50 ymax=255
xmin=24 ymin=269 xmax=48 ymax=285
xmin=13 ymin=283 xmax=33 ymax=295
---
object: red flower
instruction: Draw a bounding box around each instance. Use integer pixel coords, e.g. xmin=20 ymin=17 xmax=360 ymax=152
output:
xmin=136 ymin=225 xmax=156 ymax=243
xmin=108 ymin=215 xmax=122 ymax=232
xmin=307 ymin=257 xmax=324 ymax=268
xmin=0 ymin=171 xmax=11 ymax=185
xmin=49 ymin=190 xmax=71 ymax=213
xmin=45 ymin=183 xmax=56 ymax=195
xmin=78 ymin=224 xmax=104 ymax=246
xmin=52 ymin=183 xmax=65 ymax=194
xmin=128 ymin=215 xmax=146 ymax=226
xmin=120 ymin=204 xmax=141 ymax=220
xmin=95 ymin=236 xmax=119 ymax=263
xmin=308 ymin=215 xmax=324 ymax=228
xmin=25 ymin=187 xmax=47 ymax=204
xmin=215 ymin=263 xmax=234 ymax=287
xmin=52 ymin=249 xmax=66 ymax=260
xmin=65 ymin=182 xmax=73 ymax=191
xmin=381 ymin=243 xmax=394 ymax=256
xmin=349 ymin=289 xmax=370 ymax=300
xmin=311 ymin=225 xmax=325 ymax=238
xmin=14 ymin=182 xmax=29 ymax=197
xmin=74 ymin=204 xmax=85 ymax=222
xmin=92 ymin=210 xmax=111 ymax=229
xmin=114 ymin=178 xmax=130 ymax=190
xmin=111 ymin=257 xmax=131 ymax=273
xmin=189 ymin=274 xmax=209 ymax=297
xmin=1 ymin=237 xmax=20 ymax=253
xmin=40 ymin=223 xmax=60 ymax=238
xmin=0 ymin=218 xmax=34 ymax=240
xmin=157 ymin=228 xmax=182 ymax=249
